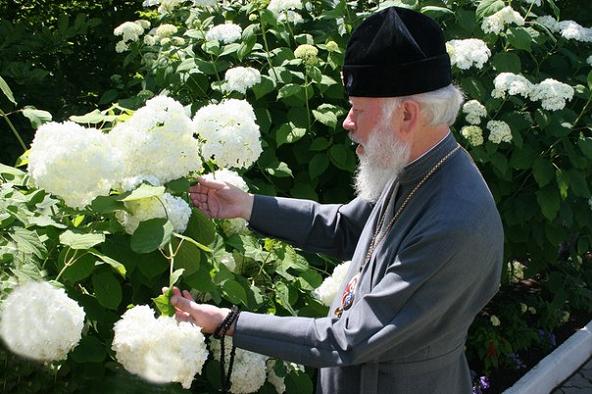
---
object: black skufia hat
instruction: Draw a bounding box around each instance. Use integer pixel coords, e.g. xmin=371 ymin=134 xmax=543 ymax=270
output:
xmin=342 ymin=6 xmax=452 ymax=97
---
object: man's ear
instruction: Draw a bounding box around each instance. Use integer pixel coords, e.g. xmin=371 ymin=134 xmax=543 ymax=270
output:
xmin=397 ymin=100 xmax=421 ymax=136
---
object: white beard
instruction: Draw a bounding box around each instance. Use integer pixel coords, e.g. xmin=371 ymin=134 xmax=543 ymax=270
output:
xmin=353 ymin=126 xmax=411 ymax=202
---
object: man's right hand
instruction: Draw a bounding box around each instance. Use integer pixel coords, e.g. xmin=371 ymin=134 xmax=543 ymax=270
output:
xmin=188 ymin=177 xmax=254 ymax=221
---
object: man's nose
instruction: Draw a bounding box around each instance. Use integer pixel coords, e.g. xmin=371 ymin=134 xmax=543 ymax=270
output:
xmin=342 ymin=108 xmax=355 ymax=131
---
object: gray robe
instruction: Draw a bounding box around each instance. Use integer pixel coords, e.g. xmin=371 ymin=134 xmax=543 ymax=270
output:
xmin=233 ymin=133 xmax=504 ymax=394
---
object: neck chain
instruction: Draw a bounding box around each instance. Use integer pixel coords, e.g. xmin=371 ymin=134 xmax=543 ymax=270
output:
xmin=359 ymin=144 xmax=461 ymax=273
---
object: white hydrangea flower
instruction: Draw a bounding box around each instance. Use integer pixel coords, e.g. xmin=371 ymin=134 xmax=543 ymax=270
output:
xmin=112 ymin=305 xmax=208 ymax=389
xmin=172 ymin=37 xmax=186 ymax=46
xmin=224 ymin=67 xmax=262 ymax=94
xmin=111 ymin=96 xmax=201 ymax=186
xmin=313 ymin=260 xmax=352 ymax=306
xmin=446 ymin=39 xmax=491 ymax=70
xmin=114 ymin=21 xmax=145 ymax=42
xmin=115 ymin=40 xmax=129 ymax=53
xmin=143 ymin=0 xmax=160 ymax=6
xmin=524 ymin=0 xmax=542 ymax=6
xmin=509 ymin=260 xmax=526 ymax=281
xmin=587 ymin=55 xmax=592 ymax=66
xmin=192 ymin=0 xmax=217 ymax=6
xmin=278 ymin=11 xmax=304 ymax=24
xmin=205 ymin=24 xmax=242 ymax=43
xmin=193 ymin=99 xmax=263 ymax=169
xmin=144 ymin=35 xmax=157 ymax=46
xmin=135 ymin=20 xmax=151 ymax=30
xmin=487 ymin=120 xmax=512 ymax=144
xmin=155 ymin=24 xmax=178 ymax=39
xmin=481 ymin=6 xmax=525 ymax=35
xmin=115 ymin=193 xmax=191 ymax=234
xmin=462 ymin=100 xmax=487 ymax=125
xmin=28 ymin=121 xmax=120 ymax=209
xmin=120 ymin=175 xmax=161 ymax=192
xmin=536 ymin=15 xmax=561 ymax=32
xmin=219 ymin=252 xmax=237 ymax=272
xmin=210 ymin=338 xmax=267 ymax=394
xmin=204 ymin=170 xmax=250 ymax=235
xmin=158 ymin=0 xmax=183 ymax=13
xmin=460 ymin=126 xmax=484 ymax=147
xmin=490 ymin=315 xmax=501 ymax=327
xmin=529 ymin=79 xmax=574 ymax=111
xmin=0 ymin=281 xmax=85 ymax=361
xmin=220 ymin=219 xmax=248 ymax=236
xmin=491 ymin=72 xmax=534 ymax=99
xmin=265 ymin=360 xmax=305 ymax=394
xmin=558 ymin=20 xmax=592 ymax=43
xmin=267 ymin=0 xmax=303 ymax=15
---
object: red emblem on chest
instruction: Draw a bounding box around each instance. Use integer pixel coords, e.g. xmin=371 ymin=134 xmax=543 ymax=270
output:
xmin=334 ymin=273 xmax=361 ymax=318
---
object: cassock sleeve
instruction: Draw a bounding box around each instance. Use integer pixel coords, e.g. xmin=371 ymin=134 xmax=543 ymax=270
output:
xmin=233 ymin=219 xmax=500 ymax=367
xmin=247 ymin=195 xmax=374 ymax=261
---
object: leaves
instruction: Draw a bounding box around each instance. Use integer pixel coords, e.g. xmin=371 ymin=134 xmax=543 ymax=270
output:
xmin=60 ymin=230 xmax=105 ymax=250
xmin=475 ymin=0 xmax=504 ymax=19
xmin=119 ymin=184 xmax=165 ymax=202
xmin=22 ymin=107 xmax=52 ymax=128
xmin=130 ymin=218 xmax=173 ymax=254
xmin=276 ymin=123 xmax=306 ymax=147
xmin=92 ymin=270 xmax=122 ymax=310
xmin=0 ymin=75 xmax=16 ymax=105
xmin=153 ymin=287 xmax=175 ymax=317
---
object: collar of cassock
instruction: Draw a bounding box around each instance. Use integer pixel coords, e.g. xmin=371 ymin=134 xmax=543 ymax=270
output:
xmin=398 ymin=131 xmax=458 ymax=185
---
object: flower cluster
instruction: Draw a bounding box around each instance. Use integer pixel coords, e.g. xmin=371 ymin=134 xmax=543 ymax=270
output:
xmin=481 ymin=6 xmax=525 ymax=35
xmin=114 ymin=20 xmax=150 ymax=52
xmin=491 ymin=72 xmax=533 ymax=99
xmin=0 ymin=281 xmax=85 ymax=361
xmin=111 ymin=95 xmax=201 ymax=187
xmin=28 ymin=121 xmax=120 ymax=209
xmin=204 ymin=169 xmax=250 ymax=235
xmin=266 ymin=360 xmax=305 ymax=394
xmin=29 ymin=96 xmax=201 ymax=210
xmin=446 ymin=39 xmax=491 ymax=70
xmin=268 ymin=0 xmax=303 ymax=23
xmin=460 ymin=126 xmax=484 ymax=147
xmin=314 ymin=260 xmax=352 ymax=306
xmin=487 ymin=120 xmax=513 ymax=144
xmin=210 ymin=338 xmax=268 ymax=393
xmin=206 ymin=23 xmax=242 ymax=43
xmin=462 ymin=100 xmax=487 ymax=125
xmin=155 ymin=24 xmax=179 ymax=39
xmin=294 ymin=44 xmax=319 ymax=65
xmin=587 ymin=55 xmax=592 ymax=66
xmin=536 ymin=16 xmax=592 ymax=43
xmin=115 ymin=193 xmax=192 ymax=234
xmin=193 ymin=99 xmax=263 ymax=169
xmin=224 ymin=67 xmax=262 ymax=94
xmin=529 ymin=78 xmax=575 ymax=111
xmin=112 ymin=305 xmax=208 ymax=389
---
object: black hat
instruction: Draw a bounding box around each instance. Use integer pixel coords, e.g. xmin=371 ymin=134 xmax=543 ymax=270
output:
xmin=342 ymin=6 xmax=452 ymax=97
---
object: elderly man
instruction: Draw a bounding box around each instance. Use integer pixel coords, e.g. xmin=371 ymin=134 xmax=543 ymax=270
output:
xmin=173 ymin=6 xmax=504 ymax=394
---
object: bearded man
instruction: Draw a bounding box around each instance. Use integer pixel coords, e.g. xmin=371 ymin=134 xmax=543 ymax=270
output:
xmin=173 ymin=6 xmax=504 ymax=394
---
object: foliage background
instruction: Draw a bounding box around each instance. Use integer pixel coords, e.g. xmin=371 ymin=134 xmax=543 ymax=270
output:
xmin=1 ymin=0 xmax=592 ymax=392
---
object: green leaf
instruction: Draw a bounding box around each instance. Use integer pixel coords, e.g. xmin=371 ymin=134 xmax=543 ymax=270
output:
xmin=420 ymin=6 xmax=454 ymax=17
xmin=0 ymin=75 xmax=16 ymax=105
xmin=567 ymin=169 xmax=590 ymax=197
xmin=69 ymin=109 xmax=116 ymax=124
xmin=130 ymin=218 xmax=173 ymax=253
xmin=153 ymin=288 xmax=175 ymax=317
xmin=172 ymin=238 xmax=202 ymax=276
xmin=476 ymin=0 xmax=504 ymax=19
xmin=312 ymin=108 xmax=338 ymax=129
xmin=58 ymin=251 xmax=96 ymax=284
xmin=309 ymin=154 xmax=329 ymax=179
xmin=532 ymin=158 xmax=554 ymax=187
xmin=22 ymin=107 xmax=52 ymax=128
xmin=506 ymin=27 xmax=532 ymax=51
xmin=509 ymin=146 xmax=536 ymax=170
xmin=310 ymin=137 xmax=331 ymax=151
xmin=90 ymin=196 xmax=124 ymax=214
xmin=71 ymin=335 xmax=107 ymax=363
xmin=9 ymin=228 xmax=46 ymax=258
xmin=276 ymin=123 xmax=306 ymax=147
xmin=285 ymin=369 xmax=314 ymax=394
xmin=536 ymin=186 xmax=560 ymax=221
xmin=60 ymin=230 xmax=105 ymax=250
xmin=266 ymin=161 xmax=293 ymax=178
xmin=185 ymin=208 xmax=216 ymax=246
xmin=578 ymin=136 xmax=592 ymax=159
xmin=491 ymin=52 xmax=522 ymax=73
xmin=222 ymin=279 xmax=248 ymax=306
xmin=92 ymin=270 xmax=122 ymax=310
xmin=89 ymin=249 xmax=127 ymax=278
xmin=170 ymin=268 xmax=185 ymax=287
xmin=277 ymin=84 xmax=303 ymax=100
xmin=274 ymin=282 xmax=296 ymax=315
xmin=587 ymin=70 xmax=592 ymax=91
xmin=252 ymin=75 xmax=276 ymax=100
xmin=119 ymin=184 xmax=165 ymax=202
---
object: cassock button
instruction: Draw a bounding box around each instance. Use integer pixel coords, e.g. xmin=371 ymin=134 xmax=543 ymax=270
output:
xmin=334 ymin=307 xmax=343 ymax=318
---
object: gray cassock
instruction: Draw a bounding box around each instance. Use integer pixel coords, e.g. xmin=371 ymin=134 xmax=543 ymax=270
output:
xmin=232 ymin=133 xmax=504 ymax=394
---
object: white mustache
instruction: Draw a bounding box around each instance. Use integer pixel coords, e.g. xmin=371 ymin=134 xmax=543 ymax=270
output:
xmin=348 ymin=133 xmax=362 ymax=145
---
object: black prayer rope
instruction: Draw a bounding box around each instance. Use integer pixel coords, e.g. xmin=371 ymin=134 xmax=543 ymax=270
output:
xmin=215 ymin=305 xmax=240 ymax=394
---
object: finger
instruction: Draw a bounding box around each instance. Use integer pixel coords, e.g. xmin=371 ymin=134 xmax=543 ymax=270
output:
xmin=161 ymin=286 xmax=168 ymax=294
xmin=172 ymin=287 xmax=183 ymax=298
xmin=182 ymin=289 xmax=194 ymax=301
xmin=197 ymin=177 xmax=226 ymax=190
xmin=171 ymin=295 xmax=197 ymax=314
xmin=175 ymin=309 xmax=193 ymax=323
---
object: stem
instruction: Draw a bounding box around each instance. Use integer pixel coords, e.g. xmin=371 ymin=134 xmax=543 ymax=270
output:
xmin=259 ymin=16 xmax=280 ymax=82
xmin=168 ymin=242 xmax=176 ymax=287
xmin=55 ymin=249 xmax=78 ymax=282
xmin=304 ymin=70 xmax=312 ymax=131
xmin=573 ymin=94 xmax=592 ymax=128
xmin=0 ymin=109 xmax=27 ymax=152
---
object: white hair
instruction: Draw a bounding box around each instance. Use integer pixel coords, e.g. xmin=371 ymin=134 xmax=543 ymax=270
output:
xmin=380 ymin=84 xmax=465 ymax=127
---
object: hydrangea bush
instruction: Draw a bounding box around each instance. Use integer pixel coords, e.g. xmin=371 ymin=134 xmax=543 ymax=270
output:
xmin=1 ymin=0 xmax=591 ymax=392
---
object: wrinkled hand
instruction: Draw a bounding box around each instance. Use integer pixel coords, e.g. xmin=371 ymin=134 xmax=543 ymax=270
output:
xmin=165 ymin=287 xmax=235 ymax=336
xmin=188 ymin=177 xmax=254 ymax=220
